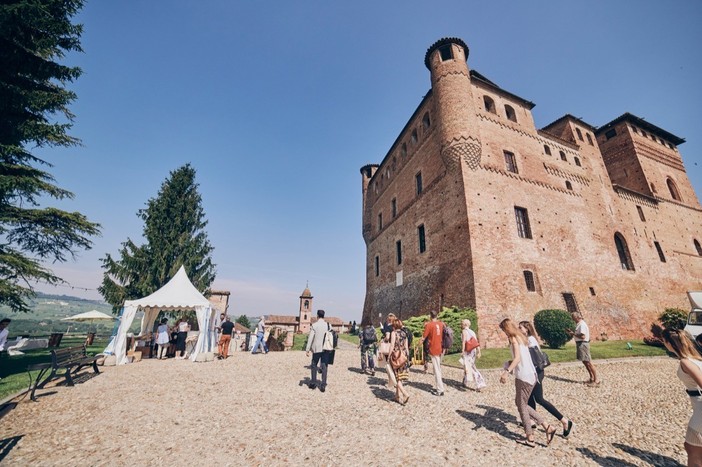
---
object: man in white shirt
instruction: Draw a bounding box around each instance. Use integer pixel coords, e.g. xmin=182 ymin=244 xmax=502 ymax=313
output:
xmin=0 ymin=318 xmax=10 ymax=352
xmin=567 ymin=312 xmax=600 ymax=386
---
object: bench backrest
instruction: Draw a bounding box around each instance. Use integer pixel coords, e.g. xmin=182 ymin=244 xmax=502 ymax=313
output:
xmin=51 ymin=345 xmax=88 ymax=367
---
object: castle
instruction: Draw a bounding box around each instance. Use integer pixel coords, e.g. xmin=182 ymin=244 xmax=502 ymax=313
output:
xmin=360 ymin=37 xmax=702 ymax=346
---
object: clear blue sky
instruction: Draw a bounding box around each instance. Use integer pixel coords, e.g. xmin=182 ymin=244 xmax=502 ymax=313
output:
xmin=35 ymin=1 xmax=702 ymax=322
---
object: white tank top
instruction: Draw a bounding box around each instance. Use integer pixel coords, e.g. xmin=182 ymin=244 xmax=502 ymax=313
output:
xmin=512 ymin=341 xmax=537 ymax=385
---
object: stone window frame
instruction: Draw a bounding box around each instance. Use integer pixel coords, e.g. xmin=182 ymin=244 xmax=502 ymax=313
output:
xmin=418 ymin=224 xmax=426 ymax=253
xmin=523 ymin=270 xmax=536 ymax=292
xmin=666 ymin=177 xmax=682 ymax=202
xmin=483 ymin=95 xmax=496 ymax=114
xmin=504 ymin=150 xmax=518 ymax=174
xmin=614 ymin=232 xmax=635 ymax=271
xmin=654 ymin=241 xmax=667 ymax=263
xmin=514 ymin=206 xmax=532 ymax=239
xmin=505 ymin=104 xmax=517 ymax=122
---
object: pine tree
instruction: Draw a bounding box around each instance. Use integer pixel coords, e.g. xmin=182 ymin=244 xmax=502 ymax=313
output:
xmin=235 ymin=315 xmax=251 ymax=330
xmin=100 ymin=164 xmax=216 ymax=310
xmin=0 ymin=0 xmax=101 ymax=312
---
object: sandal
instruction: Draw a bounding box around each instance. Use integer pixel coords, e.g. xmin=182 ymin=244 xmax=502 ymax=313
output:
xmin=546 ymin=425 xmax=557 ymax=446
xmin=517 ymin=438 xmax=536 ymax=448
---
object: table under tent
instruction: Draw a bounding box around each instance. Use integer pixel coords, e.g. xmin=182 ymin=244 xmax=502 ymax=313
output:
xmin=104 ymin=266 xmax=218 ymax=365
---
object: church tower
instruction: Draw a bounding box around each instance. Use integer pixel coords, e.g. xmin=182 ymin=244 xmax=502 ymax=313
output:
xmin=298 ymin=284 xmax=313 ymax=333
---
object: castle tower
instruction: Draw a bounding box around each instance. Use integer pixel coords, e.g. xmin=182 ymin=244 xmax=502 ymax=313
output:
xmin=424 ymin=37 xmax=482 ymax=174
xmin=298 ymin=284 xmax=313 ymax=333
xmin=360 ymin=164 xmax=379 ymax=245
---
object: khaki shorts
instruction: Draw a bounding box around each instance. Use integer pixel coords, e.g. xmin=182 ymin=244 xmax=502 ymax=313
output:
xmin=687 ymin=426 xmax=702 ymax=447
xmin=576 ymin=341 xmax=591 ymax=362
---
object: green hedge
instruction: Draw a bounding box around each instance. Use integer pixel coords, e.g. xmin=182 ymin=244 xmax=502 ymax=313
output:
xmin=533 ymin=309 xmax=575 ymax=349
xmin=402 ymin=306 xmax=478 ymax=354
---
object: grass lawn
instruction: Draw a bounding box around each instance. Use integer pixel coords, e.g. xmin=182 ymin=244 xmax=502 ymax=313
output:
xmin=338 ymin=333 xmax=359 ymax=346
xmin=442 ymin=340 xmax=668 ymax=369
xmin=0 ymin=336 xmax=108 ymax=402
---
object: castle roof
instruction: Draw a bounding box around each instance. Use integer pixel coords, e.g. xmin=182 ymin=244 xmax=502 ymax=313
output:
xmin=300 ymin=287 xmax=313 ymax=298
xmin=470 ymin=70 xmax=535 ymax=110
xmin=542 ymin=113 xmax=597 ymax=132
xmin=234 ymin=323 xmax=251 ymax=333
xmin=424 ymin=37 xmax=469 ymax=69
xmin=311 ymin=316 xmax=346 ymax=326
xmin=265 ymin=315 xmax=299 ymax=325
xmin=595 ymin=112 xmax=685 ymax=145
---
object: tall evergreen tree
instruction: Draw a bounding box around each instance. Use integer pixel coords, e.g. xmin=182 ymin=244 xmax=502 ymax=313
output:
xmin=100 ymin=164 xmax=216 ymax=310
xmin=0 ymin=0 xmax=101 ymax=312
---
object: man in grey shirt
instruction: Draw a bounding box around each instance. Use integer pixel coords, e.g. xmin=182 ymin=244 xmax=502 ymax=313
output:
xmin=251 ymin=317 xmax=269 ymax=354
xmin=306 ymin=310 xmax=331 ymax=392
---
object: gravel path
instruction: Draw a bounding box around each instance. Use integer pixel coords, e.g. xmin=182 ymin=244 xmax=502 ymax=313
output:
xmin=0 ymin=347 xmax=688 ymax=466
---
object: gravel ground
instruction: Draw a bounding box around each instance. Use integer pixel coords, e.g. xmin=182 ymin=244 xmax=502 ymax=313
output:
xmin=0 ymin=341 xmax=689 ymax=466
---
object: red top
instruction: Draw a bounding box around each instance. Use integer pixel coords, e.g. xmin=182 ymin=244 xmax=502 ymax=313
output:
xmin=423 ymin=320 xmax=444 ymax=357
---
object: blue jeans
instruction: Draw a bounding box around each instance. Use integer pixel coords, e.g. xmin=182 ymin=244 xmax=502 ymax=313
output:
xmin=251 ymin=332 xmax=268 ymax=353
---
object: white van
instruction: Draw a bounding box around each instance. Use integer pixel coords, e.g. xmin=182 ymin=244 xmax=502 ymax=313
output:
xmin=684 ymin=292 xmax=702 ymax=339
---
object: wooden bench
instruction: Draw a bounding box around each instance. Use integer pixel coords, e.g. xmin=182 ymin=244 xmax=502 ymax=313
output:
xmin=29 ymin=345 xmax=100 ymax=401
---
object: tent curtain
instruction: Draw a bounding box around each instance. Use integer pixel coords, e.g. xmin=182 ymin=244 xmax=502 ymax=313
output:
xmin=113 ymin=305 xmax=138 ymax=365
xmin=139 ymin=307 xmax=161 ymax=336
xmin=189 ymin=305 xmax=215 ymax=361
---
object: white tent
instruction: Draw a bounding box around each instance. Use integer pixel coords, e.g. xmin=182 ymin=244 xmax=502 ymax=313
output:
xmin=105 ymin=266 xmax=217 ymax=365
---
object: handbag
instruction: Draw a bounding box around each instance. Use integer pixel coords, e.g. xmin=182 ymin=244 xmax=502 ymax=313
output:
xmin=379 ymin=341 xmax=391 ymax=355
xmin=529 ymin=346 xmax=551 ymax=371
xmin=464 ymin=336 xmax=480 ymax=353
xmin=390 ymin=348 xmax=407 ymax=370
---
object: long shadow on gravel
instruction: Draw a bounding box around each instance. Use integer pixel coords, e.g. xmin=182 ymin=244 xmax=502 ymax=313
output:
xmin=575 ymin=447 xmax=637 ymax=467
xmin=545 ymin=374 xmax=582 ymax=384
xmin=0 ymin=435 xmax=23 ymax=463
xmin=456 ymin=407 xmax=517 ymax=441
xmin=346 ymin=367 xmax=365 ymax=374
xmin=370 ymin=386 xmax=396 ymax=402
xmin=612 ymin=443 xmax=683 ymax=467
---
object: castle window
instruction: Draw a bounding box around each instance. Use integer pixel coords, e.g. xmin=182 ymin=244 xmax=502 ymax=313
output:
xmin=504 ymin=151 xmax=518 ymax=174
xmin=559 ymin=151 xmax=567 ymax=161
xmin=615 ymin=232 xmax=635 ymax=271
xmin=654 ymin=241 xmax=666 ymax=263
xmin=411 ymin=129 xmax=418 ymax=144
xmin=642 ymin=131 xmax=648 ymax=138
xmin=418 ymin=224 xmax=426 ymax=253
xmin=392 ymin=198 xmax=397 ymax=218
xmin=667 ymin=178 xmax=681 ymax=201
xmin=523 ymin=271 xmax=536 ymax=292
xmin=651 ymin=183 xmax=657 ymax=193
xmin=636 ymin=205 xmax=646 ymax=222
xmin=483 ymin=96 xmax=496 ymax=114
xmin=375 ymin=256 xmax=379 ymax=277
xmin=438 ymin=44 xmax=453 ymax=61
xmin=632 ymin=126 xmax=638 ymax=134
xmin=668 ymin=142 xmax=674 ymax=149
xmin=378 ymin=213 xmax=383 ymax=231
xmin=565 ymin=181 xmax=573 ymax=190
xmin=422 ymin=113 xmax=431 ymax=130
xmin=304 ymin=300 xmax=309 ymax=310
xmin=562 ymin=293 xmax=579 ymax=313
xmin=514 ymin=207 xmax=532 ymax=239
xmin=586 ymin=133 xmax=593 ymax=145
xmin=576 ymin=128 xmax=584 ymax=141
xmin=659 ymin=137 xmax=665 ymax=145
xmin=589 ymin=287 xmax=596 ymax=296
xmin=544 ymin=145 xmax=551 ymax=156
xmin=694 ymin=239 xmax=702 ymax=256
xmin=574 ymin=157 xmax=581 ymax=167
xmin=396 ymin=240 xmax=402 ymax=265
xmin=401 ymin=143 xmax=407 ymax=157
xmin=505 ymin=105 xmax=517 ymax=122
xmin=416 ymin=172 xmax=423 ymax=195
xmin=605 ymin=128 xmax=617 ymax=140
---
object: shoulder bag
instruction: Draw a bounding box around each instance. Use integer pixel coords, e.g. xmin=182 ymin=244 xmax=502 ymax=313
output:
xmin=464 ymin=336 xmax=480 ymax=353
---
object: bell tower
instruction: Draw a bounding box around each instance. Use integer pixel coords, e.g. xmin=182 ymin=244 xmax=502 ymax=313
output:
xmin=298 ymin=283 xmax=313 ymax=333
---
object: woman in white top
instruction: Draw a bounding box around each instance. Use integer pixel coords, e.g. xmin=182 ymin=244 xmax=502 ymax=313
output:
xmin=519 ymin=321 xmax=573 ymax=438
xmin=661 ymin=328 xmax=702 ymax=466
xmin=499 ymin=318 xmax=556 ymax=447
xmin=461 ymin=319 xmax=486 ymax=391
xmin=155 ymin=318 xmax=170 ymax=359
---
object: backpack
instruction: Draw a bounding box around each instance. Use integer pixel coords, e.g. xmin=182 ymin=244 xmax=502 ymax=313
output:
xmin=362 ymin=326 xmax=377 ymax=344
xmin=441 ymin=324 xmax=454 ymax=350
xmin=403 ymin=327 xmax=413 ymax=347
xmin=323 ymin=323 xmax=337 ymax=351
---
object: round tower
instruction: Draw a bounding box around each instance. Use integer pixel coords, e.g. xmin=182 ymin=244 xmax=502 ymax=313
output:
xmin=424 ymin=37 xmax=482 ymax=173
xmin=360 ymin=164 xmax=379 ymax=244
xmin=298 ymin=284 xmax=313 ymax=333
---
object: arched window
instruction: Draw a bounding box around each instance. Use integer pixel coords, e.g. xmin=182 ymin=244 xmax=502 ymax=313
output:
xmin=411 ymin=129 xmax=418 ymax=144
xmin=422 ymin=112 xmax=431 ymax=129
xmin=586 ymin=133 xmax=594 ymax=145
xmin=614 ymin=232 xmax=635 ymax=271
xmin=304 ymin=300 xmax=309 ymax=309
xmin=401 ymin=143 xmax=407 ymax=157
xmin=560 ymin=151 xmax=567 ymax=161
xmin=574 ymin=157 xmax=581 ymax=167
xmin=694 ymin=239 xmax=702 ymax=256
xmin=505 ymin=105 xmax=517 ymax=122
xmin=483 ymin=96 xmax=496 ymax=114
xmin=667 ymin=178 xmax=682 ymax=201
xmin=576 ymin=128 xmax=584 ymax=141
xmin=565 ymin=181 xmax=573 ymax=190
xmin=543 ymin=145 xmax=551 ymax=155
xmin=651 ymin=183 xmax=657 ymax=193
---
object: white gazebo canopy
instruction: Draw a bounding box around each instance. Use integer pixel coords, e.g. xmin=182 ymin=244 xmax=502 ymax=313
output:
xmin=106 ymin=265 xmax=217 ymax=364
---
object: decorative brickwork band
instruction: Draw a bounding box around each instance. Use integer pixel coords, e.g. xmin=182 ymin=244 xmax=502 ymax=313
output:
xmin=441 ymin=141 xmax=482 ymax=172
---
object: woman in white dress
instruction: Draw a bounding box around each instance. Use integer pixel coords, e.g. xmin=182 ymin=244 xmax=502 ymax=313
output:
xmin=461 ymin=319 xmax=486 ymax=391
xmin=661 ymin=328 xmax=702 ymax=466
xmin=498 ymin=318 xmax=556 ymax=447
xmin=155 ymin=318 xmax=170 ymax=359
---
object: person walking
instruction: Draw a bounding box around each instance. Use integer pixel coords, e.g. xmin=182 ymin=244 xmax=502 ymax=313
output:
xmin=359 ymin=320 xmax=377 ymax=375
xmin=0 ymin=318 xmax=11 ymax=353
xmin=422 ymin=310 xmax=445 ymax=396
xmin=218 ymin=316 xmax=235 ymax=359
xmin=566 ymin=312 xmax=600 ymax=386
xmin=499 ymin=318 xmax=556 ymax=447
xmin=461 ymin=319 xmax=486 ymax=392
xmin=175 ymin=318 xmax=190 ymax=359
xmin=155 ymin=318 xmax=170 ymax=359
xmin=381 ymin=313 xmax=397 ymax=390
xmin=661 ymin=328 xmax=702 ymax=466
xmin=251 ymin=317 xmax=269 ymax=354
xmin=519 ymin=320 xmax=574 ymax=438
xmin=388 ymin=319 xmax=410 ymax=404
xmin=306 ymin=310 xmax=331 ymax=392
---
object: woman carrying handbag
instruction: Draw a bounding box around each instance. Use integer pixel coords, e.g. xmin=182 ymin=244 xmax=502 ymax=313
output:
xmin=380 ymin=313 xmax=397 ymax=390
xmin=388 ymin=319 xmax=410 ymax=405
xmin=461 ymin=319 xmax=486 ymax=391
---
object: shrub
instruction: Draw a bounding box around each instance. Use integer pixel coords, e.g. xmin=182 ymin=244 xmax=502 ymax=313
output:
xmin=533 ymin=309 xmax=575 ymax=349
xmin=659 ymin=308 xmax=687 ymax=330
xmin=643 ymin=335 xmax=665 ymax=347
xmin=402 ymin=306 xmax=478 ymax=355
